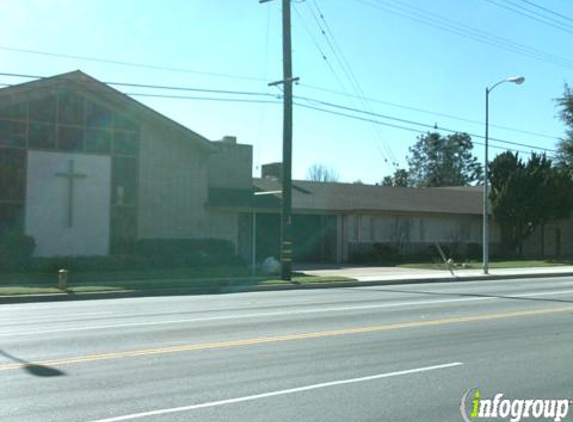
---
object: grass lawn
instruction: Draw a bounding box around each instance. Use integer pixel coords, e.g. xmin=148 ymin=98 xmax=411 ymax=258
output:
xmin=400 ymin=259 xmax=573 ymax=270
xmin=0 ymin=268 xmax=354 ymax=296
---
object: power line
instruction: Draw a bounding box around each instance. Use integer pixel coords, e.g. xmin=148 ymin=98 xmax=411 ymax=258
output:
xmin=292 ymin=3 xmax=350 ymax=98
xmin=295 ymin=101 xmax=558 ymax=159
xmin=299 ymin=83 xmax=561 ymax=142
xmin=0 ymin=46 xmax=268 ymax=82
xmin=4 ymin=70 xmax=558 ymax=143
xmin=125 ymin=93 xmax=281 ymax=104
xmin=294 ymin=1 xmax=397 ymax=168
xmin=350 ymin=0 xmax=573 ymax=70
xmin=0 ymin=73 xmax=558 ymax=155
xmin=516 ymin=0 xmax=573 ymax=24
xmin=0 ymin=71 xmax=277 ymax=98
xmin=295 ymin=95 xmax=558 ymax=154
xmin=308 ymin=0 xmax=399 ymax=168
xmin=481 ymin=0 xmax=573 ymax=35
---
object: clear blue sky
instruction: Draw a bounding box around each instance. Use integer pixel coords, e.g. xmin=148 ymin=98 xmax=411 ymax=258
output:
xmin=0 ymin=0 xmax=569 ymax=184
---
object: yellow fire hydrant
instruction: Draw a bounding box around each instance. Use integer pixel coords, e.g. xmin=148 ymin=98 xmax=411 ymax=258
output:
xmin=58 ymin=269 xmax=69 ymax=291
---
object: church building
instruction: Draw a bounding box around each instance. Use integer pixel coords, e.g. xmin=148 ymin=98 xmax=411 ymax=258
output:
xmin=0 ymin=71 xmax=252 ymax=257
xmin=1 ymin=70 xmax=570 ymax=264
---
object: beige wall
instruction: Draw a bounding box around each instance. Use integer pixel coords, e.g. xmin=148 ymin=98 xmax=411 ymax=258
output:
xmin=138 ymin=124 xmax=211 ymax=239
xmin=343 ymin=213 xmax=485 ymax=244
xmin=522 ymin=217 xmax=573 ymax=257
xmin=340 ymin=212 xmax=494 ymax=261
xmin=208 ymin=210 xmax=239 ymax=252
xmin=209 ymin=141 xmax=253 ymax=190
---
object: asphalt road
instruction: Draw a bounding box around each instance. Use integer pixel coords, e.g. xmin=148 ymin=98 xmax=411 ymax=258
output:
xmin=2 ymin=276 xmax=573 ymax=422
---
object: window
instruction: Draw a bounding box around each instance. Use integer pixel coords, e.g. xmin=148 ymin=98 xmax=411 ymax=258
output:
xmin=29 ymin=95 xmax=56 ymax=123
xmin=347 ymin=215 xmax=359 ymax=241
xmin=86 ymin=101 xmax=112 ymax=129
xmin=0 ymin=148 xmax=25 ymax=201
xmin=57 ymin=126 xmax=84 ymax=151
xmin=113 ymin=131 xmax=139 ymax=156
xmin=28 ymin=122 xmax=56 ymax=149
xmin=460 ymin=222 xmax=470 ymax=241
xmin=114 ymin=113 xmax=138 ymax=132
xmin=86 ymin=128 xmax=111 ymax=154
xmin=0 ymin=120 xmax=25 ymax=147
xmin=58 ymin=91 xmax=84 ymax=126
xmin=112 ymin=156 xmax=137 ymax=205
xmin=110 ymin=206 xmax=137 ymax=254
xmin=0 ymin=203 xmax=24 ymax=236
xmin=0 ymin=102 xmax=26 ymax=121
xmin=361 ymin=215 xmax=372 ymax=241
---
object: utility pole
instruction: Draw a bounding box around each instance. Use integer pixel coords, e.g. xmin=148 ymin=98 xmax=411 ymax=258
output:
xmin=260 ymin=0 xmax=298 ymax=281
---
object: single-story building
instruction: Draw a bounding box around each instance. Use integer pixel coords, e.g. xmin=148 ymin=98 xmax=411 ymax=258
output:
xmin=1 ymin=70 xmax=570 ymax=264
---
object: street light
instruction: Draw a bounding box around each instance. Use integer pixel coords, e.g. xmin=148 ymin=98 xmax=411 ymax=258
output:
xmin=483 ymin=75 xmax=525 ymax=274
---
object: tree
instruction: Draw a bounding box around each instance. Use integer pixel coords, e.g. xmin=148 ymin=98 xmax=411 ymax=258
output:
xmin=406 ymin=132 xmax=483 ymax=187
xmin=489 ymin=151 xmax=573 ymax=256
xmin=381 ymin=176 xmax=393 ymax=186
xmin=382 ymin=169 xmax=409 ymax=187
xmin=306 ymin=163 xmax=339 ymax=182
xmin=556 ymin=84 xmax=573 ymax=171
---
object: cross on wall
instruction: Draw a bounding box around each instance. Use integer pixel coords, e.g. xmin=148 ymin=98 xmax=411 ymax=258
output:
xmin=55 ymin=159 xmax=87 ymax=227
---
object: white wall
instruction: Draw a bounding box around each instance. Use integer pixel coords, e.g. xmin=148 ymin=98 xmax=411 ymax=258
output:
xmin=25 ymin=151 xmax=111 ymax=256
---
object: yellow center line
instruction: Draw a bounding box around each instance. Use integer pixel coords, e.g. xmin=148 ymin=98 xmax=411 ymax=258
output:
xmin=1 ymin=305 xmax=571 ymax=372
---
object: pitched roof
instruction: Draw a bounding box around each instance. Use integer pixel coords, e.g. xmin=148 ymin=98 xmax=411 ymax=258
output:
xmin=253 ymin=178 xmax=484 ymax=215
xmin=0 ymin=70 xmax=214 ymax=151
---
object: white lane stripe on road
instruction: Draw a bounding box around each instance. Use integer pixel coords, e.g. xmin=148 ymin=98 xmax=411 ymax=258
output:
xmin=0 ymin=297 xmax=494 ymax=336
xmin=0 ymin=311 xmax=112 ymax=326
xmin=83 ymin=362 xmax=464 ymax=422
xmin=3 ymin=288 xmax=573 ymax=337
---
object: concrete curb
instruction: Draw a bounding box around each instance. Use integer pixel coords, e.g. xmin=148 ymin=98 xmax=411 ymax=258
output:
xmin=2 ymin=270 xmax=573 ymax=304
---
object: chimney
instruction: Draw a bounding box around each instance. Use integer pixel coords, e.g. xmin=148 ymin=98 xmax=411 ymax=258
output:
xmin=221 ymin=136 xmax=237 ymax=144
xmin=262 ymin=162 xmax=283 ymax=180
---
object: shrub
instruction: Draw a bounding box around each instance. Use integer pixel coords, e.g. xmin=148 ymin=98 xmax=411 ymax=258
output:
xmin=0 ymin=233 xmax=35 ymax=270
xmin=372 ymin=243 xmax=401 ymax=263
xmin=427 ymin=244 xmax=453 ymax=262
xmin=28 ymin=254 xmax=150 ymax=273
xmin=135 ymin=238 xmax=242 ymax=267
xmin=0 ymin=237 xmax=245 ymax=274
xmin=349 ymin=243 xmax=401 ymax=264
xmin=465 ymin=243 xmax=481 ymax=261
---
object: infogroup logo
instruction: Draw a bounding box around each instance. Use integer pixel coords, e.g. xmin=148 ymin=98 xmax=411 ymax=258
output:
xmin=460 ymin=388 xmax=572 ymax=422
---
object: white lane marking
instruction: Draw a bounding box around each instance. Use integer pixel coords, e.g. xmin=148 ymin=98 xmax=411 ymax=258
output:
xmin=83 ymin=362 xmax=464 ymax=422
xmin=0 ymin=297 xmax=492 ymax=336
xmin=0 ymin=311 xmax=112 ymax=325
xmin=3 ymin=288 xmax=573 ymax=337
xmin=517 ymin=289 xmax=573 ymax=297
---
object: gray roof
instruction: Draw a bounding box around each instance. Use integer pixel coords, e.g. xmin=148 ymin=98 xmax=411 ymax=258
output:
xmin=253 ymin=178 xmax=483 ymax=215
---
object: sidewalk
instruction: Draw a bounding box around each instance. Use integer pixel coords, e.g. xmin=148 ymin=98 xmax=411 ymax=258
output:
xmin=296 ymin=264 xmax=573 ymax=282
xmin=2 ymin=265 xmax=573 ymax=304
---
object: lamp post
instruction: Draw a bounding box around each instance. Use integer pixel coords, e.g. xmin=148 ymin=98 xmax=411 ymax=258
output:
xmin=483 ymin=75 xmax=525 ymax=274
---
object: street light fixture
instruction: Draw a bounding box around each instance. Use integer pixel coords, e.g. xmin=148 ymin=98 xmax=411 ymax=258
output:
xmin=483 ymin=75 xmax=525 ymax=274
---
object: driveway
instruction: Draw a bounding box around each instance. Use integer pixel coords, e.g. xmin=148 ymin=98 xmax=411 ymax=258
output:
xmin=295 ymin=264 xmax=449 ymax=281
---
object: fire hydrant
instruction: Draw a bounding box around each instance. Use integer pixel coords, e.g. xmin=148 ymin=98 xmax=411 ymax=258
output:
xmin=58 ymin=269 xmax=69 ymax=291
